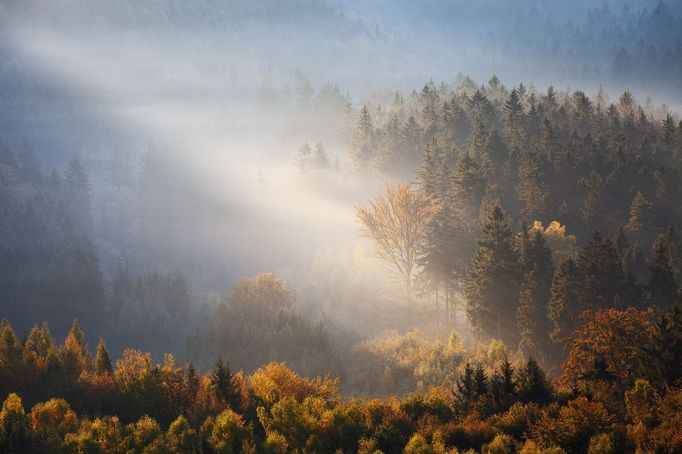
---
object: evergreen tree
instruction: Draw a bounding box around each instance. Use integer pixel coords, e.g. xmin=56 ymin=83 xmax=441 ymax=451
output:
xmin=473 ymin=364 xmax=489 ymax=399
xmin=375 ymin=113 xmax=403 ymax=173
xmin=401 ymin=115 xmax=423 ymax=169
xmin=312 ymin=142 xmax=329 ymax=169
xmin=210 ymin=359 xmax=240 ymax=410
xmin=657 ymin=304 xmax=682 ymax=385
xmin=503 ymin=88 xmax=524 ymax=148
xmin=350 ymin=105 xmax=375 ymax=167
xmin=516 ymin=357 xmax=552 ymax=404
xmin=61 ymin=320 xmax=90 ymax=379
xmin=517 ymin=150 xmax=548 ymax=221
xmin=517 ymin=231 xmax=555 ymax=361
xmin=464 ymin=204 xmax=520 ymax=342
xmin=456 ymin=362 xmax=475 ymax=406
xmin=648 ymin=240 xmax=679 ymax=309
xmin=490 ymin=355 xmax=515 ymax=405
xmin=450 ymin=150 xmax=486 ymax=234
xmin=656 ymin=225 xmax=682 ymax=282
xmin=613 ymin=227 xmax=634 ymax=274
xmin=625 ymin=191 xmax=653 ymax=243
xmin=94 ymin=338 xmax=113 ymax=375
xmin=547 ymin=258 xmax=583 ymax=343
xmin=577 ymin=231 xmax=628 ymax=310
xmin=296 ymin=142 xmax=312 ymax=176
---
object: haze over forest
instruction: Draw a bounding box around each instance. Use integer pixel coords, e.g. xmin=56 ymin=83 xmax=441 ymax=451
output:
xmin=1 ymin=1 xmax=682 ymax=453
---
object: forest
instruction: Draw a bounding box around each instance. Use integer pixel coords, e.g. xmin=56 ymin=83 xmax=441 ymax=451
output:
xmin=2 ymin=0 xmax=682 ymax=453
xmin=1 ymin=75 xmax=682 ymax=453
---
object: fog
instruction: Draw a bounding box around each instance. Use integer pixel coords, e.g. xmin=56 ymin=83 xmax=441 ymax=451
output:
xmin=1 ymin=0 xmax=681 ymax=368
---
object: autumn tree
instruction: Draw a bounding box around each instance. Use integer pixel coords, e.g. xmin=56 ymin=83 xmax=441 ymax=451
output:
xmin=561 ymin=308 xmax=660 ymax=393
xmin=356 ymin=183 xmax=440 ymax=299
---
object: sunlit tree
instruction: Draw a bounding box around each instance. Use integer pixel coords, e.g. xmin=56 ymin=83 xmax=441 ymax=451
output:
xmin=356 ymin=183 xmax=440 ymax=299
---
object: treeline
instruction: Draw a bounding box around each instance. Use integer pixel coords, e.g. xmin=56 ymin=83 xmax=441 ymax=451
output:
xmin=1 ymin=303 xmax=682 ymax=452
xmin=350 ymin=76 xmax=682 ymax=367
xmin=0 ymin=142 xmax=198 ymax=357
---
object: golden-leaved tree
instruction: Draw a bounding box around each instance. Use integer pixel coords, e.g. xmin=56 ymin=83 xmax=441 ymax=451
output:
xmin=355 ymin=183 xmax=440 ymax=300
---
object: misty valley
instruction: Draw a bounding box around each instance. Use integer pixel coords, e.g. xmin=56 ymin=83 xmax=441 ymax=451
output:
xmin=1 ymin=1 xmax=682 ymax=453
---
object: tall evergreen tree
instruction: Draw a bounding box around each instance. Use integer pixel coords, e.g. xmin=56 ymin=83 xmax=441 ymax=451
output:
xmin=464 ymin=204 xmax=520 ymax=342
xmin=94 ymin=338 xmax=112 ymax=375
xmin=577 ymin=231 xmax=628 ymax=310
xmin=517 ymin=150 xmax=548 ymax=221
xmin=517 ymin=231 xmax=555 ymax=361
xmin=547 ymin=258 xmax=583 ymax=344
xmin=210 ymin=359 xmax=240 ymax=410
xmin=450 ymin=150 xmax=486 ymax=234
xmin=648 ymin=240 xmax=679 ymax=309
xmin=350 ymin=105 xmax=375 ymax=167
xmin=503 ymin=88 xmax=524 ymax=148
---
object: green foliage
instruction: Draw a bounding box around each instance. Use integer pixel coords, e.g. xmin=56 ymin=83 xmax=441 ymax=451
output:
xmin=464 ymin=204 xmax=520 ymax=342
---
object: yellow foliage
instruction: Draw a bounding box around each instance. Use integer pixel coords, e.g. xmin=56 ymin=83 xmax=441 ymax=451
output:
xmin=249 ymin=362 xmax=339 ymax=407
xmin=530 ymin=220 xmax=577 ymax=263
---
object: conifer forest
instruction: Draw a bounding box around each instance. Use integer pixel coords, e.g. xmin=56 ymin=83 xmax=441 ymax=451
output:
xmin=2 ymin=1 xmax=682 ymax=453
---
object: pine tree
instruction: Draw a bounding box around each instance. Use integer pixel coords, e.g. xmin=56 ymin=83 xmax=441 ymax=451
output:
xmin=503 ymin=88 xmax=524 ymax=148
xmin=663 ymin=113 xmax=676 ymax=145
xmin=473 ymin=364 xmax=489 ymax=399
xmin=456 ymin=362 xmax=475 ymax=406
xmin=401 ymin=115 xmax=423 ymax=169
xmin=516 ymin=358 xmax=552 ymax=404
xmin=577 ymin=231 xmax=627 ymax=309
xmin=94 ymin=338 xmax=113 ymax=375
xmin=467 ymin=119 xmax=491 ymax=165
xmin=517 ymin=150 xmax=548 ymax=221
xmin=613 ymin=227 xmax=633 ymax=274
xmin=350 ymin=105 xmax=375 ymax=167
xmin=450 ymin=150 xmax=486 ymax=234
xmin=517 ymin=231 xmax=555 ymax=361
xmin=464 ymin=204 xmax=520 ymax=342
xmin=296 ymin=142 xmax=312 ymax=176
xmin=375 ymin=113 xmax=403 ymax=173
xmin=625 ymin=191 xmax=653 ymax=242
xmin=657 ymin=304 xmax=682 ymax=385
xmin=648 ymin=240 xmax=679 ymax=309
xmin=490 ymin=355 xmax=515 ymax=405
xmin=547 ymin=258 xmax=584 ymax=344
xmin=62 ymin=320 xmax=90 ymax=378
xmin=211 ymin=359 xmax=240 ymax=410
xmin=312 ymin=142 xmax=329 ymax=169
xmin=656 ymin=225 xmax=682 ymax=281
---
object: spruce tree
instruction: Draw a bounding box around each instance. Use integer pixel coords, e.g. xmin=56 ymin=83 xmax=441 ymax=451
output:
xmin=456 ymin=362 xmax=475 ymax=406
xmin=211 ymin=359 xmax=240 ymax=410
xmin=625 ymin=191 xmax=653 ymax=242
xmin=656 ymin=225 xmax=682 ymax=281
xmin=577 ymin=231 xmax=627 ymax=310
xmin=490 ymin=355 xmax=515 ymax=405
xmin=547 ymin=258 xmax=583 ymax=343
xmin=312 ymin=142 xmax=329 ymax=169
xmin=350 ymin=105 xmax=375 ymax=167
xmin=503 ymin=88 xmax=524 ymax=148
xmin=450 ymin=150 xmax=486 ymax=234
xmin=516 ymin=357 xmax=552 ymax=404
xmin=517 ymin=231 xmax=554 ymax=361
xmin=649 ymin=240 xmax=679 ymax=309
xmin=464 ymin=204 xmax=520 ymax=342
xmin=94 ymin=338 xmax=112 ymax=375
xmin=517 ymin=150 xmax=548 ymax=221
